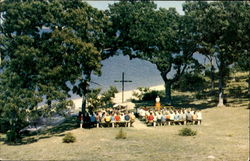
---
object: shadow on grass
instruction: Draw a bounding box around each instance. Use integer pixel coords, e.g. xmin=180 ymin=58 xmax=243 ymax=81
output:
xmin=132 ymin=100 xmax=154 ymax=107
xmin=3 ymin=116 xmax=78 ymax=145
xmin=173 ymin=101 xmax=217 ymax=110
xmin=42 ymin=116 xmax=79 ymax=135
xmin=132 ymin=92 xmax=218 ymax=110
xmin=0 ymin=136 xmax=5 ymax=142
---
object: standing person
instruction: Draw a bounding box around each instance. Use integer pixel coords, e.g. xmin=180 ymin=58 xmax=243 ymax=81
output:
xmin=155 ymin=96 xmax=161 ymax=111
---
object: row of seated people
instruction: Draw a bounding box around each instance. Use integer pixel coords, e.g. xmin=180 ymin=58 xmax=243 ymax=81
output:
xmin=137 ymin=107 xmax=202 ymax=126
xmin=80 ymin=108 xmax=136 ymax=128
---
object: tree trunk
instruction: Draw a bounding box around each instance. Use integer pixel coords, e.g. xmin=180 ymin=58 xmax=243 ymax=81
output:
xmin=217 ymin=63 xmax=225 ymax=107
xmin=81 ymin=94 xmax=87 ymax=117
xmin=80 ymin=79 xmax=90 ymax=120
xmin=164 ymin=81 xmax=172 ymax=105
xmin=248 ymin=71 xmax=250 ymax=109
xmin=210 ymin=65 xmax=215 ymax=95
xmin=207 ymin=56 xmax=215 ymax=95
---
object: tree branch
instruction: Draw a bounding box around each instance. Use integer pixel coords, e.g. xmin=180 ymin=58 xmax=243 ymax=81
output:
xmin=171 ymin=64 xmax=188 ymax=83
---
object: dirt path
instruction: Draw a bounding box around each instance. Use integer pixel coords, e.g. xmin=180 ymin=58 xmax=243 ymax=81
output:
xmin=132 ymin=118 xmax=150 ymax=130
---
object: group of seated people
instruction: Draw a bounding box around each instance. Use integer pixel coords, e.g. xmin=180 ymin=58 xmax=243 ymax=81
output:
xmin=137 ymin=107 xmax=202 ymax=126
xmin=79 ymin=108 xmax=136 ymax=128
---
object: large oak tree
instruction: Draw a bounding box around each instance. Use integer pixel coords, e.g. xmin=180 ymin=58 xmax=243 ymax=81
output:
xmin=107 ymin=1 xmax=199 ymax=104
xmin=0 ymin=0 xmax=108 ymax=141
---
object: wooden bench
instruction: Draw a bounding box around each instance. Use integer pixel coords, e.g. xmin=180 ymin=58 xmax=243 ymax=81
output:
xmin=97 ymin=121 xmax=131 ymax=128
xmin=146 ymin=120 xmax=156 ymax=127
xmin=174 ymin=120 xmax=186 ymax=125
xmin=156 ymin=120 xmax=186 ymax=126
xmin=192 ymin=119 xmax=202 ymax=125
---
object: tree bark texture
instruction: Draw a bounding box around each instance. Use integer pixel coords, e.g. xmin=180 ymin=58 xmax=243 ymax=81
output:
xmin=248 ymin=71 xmax=250 ymax=109
xmin=217 ymin=60 xmax=225 ymax=107
xmin=164 ymin=81 xmax=172 ymax=105
xmin=210 ymin=64 xmax=215 ymax=95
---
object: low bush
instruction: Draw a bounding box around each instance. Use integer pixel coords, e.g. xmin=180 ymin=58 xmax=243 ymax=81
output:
xmin=195 ymin=91 xmax=206 ymax=99
xmin=132 ymin=87 xmax=150 ymax=101
xmin=179 ymin=127 xmax=197 ymax=136
xmin=115 ymin=128 xmax=126 ymax=139
xmin=142 ymin=90 xmax=165 ymax=101
xmin=173 ymin=73 xmax=208 ymax=92
xmin=6 ymin=130 xmax=20 ymax=143
xmin=0 ymin=119 xmax=10 ymax=133
xmin=62 ymin=132 xmax=76 ymax=143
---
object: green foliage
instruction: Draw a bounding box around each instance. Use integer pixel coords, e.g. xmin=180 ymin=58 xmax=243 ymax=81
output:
xmin=87 ymin=88 xmax=102 ymax=110
xmin=115 ymin=128 xmax=127 ymax=139
xmin=228 ymin=87 xmax=242 ymax=97
xmin=100 ymin=86 xmax=118 ymax=107
xmin=195 ymin=91 xmax=206 ymax=100
xmin=62 ymin=132 xmax=76 ymax=143
xmin=0 ymin=0 xmax=107 ymax=142
xmin=87 ymin=86 xmax=118 ymax=109
xmin=179 ymin=127 xmax=197 ymax=136
xmin=6 ymin=130 xmax=20 ymax=143
xmin=183 ymin=1 xmax=250 ymax=105
xmin=142 ymin=90 xmax=165 ymax=101
xmin=132 ymin=87 xmax=164 ymax=101
xmin=0 ymin=118 xmax=10 ymax=133
xmin=132 ymin=87 xmax=150 ymax=101
xmin=173 ymin=73 xmax=208 ymax=92
xmin=108 ymin=1 xmax=200 ymax=104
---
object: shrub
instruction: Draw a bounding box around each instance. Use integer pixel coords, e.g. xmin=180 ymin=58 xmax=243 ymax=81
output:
xmin=115 ymin=128 xmax=127 ymax=139
xmin=132 ymin=87 xmax=150 ymax=101
xmin=228 ymin=87 xmax=242 ymax=97
xmin=195 ymin=91 xmax=206 ymax=99
xmin=142 ymin=90 xmax=165 ymax=101
xmin=62 ymin=132 xmax=76 ymax=143
xmin=6 ymin=130 xmax=19 ymax=143
xmin=132 ymin=87 xmax=165 ymax=102
xmin=0 ymin=119 xmax=10 ymax=133
xmin=179 ymin=127 xmax=197 ymax=136
xmin=173 ymin=73 xmax=207 ymax=92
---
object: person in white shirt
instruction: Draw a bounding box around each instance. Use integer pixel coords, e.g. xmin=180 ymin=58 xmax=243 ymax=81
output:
xmin=120 ymin=113 xmax=125 ymax=122
xmin=190 ymin=108 xmax=195 ymax=115
xmin=181 ymin=110 xmax=187 ymax=124
xmin=153 ymin=112 xmax=157 ymax=122
xmin=156 ymin=112 xmax=162 ymax=126
xmin=139 ymin=108 xmax=146 ymax=120
xmin=170 ymin=111 xmax=175 ymax=121
xmin=174 ymin=111 xmax=180 ymax=121
xmin=196 ymin=110 xmax=202 ymax=125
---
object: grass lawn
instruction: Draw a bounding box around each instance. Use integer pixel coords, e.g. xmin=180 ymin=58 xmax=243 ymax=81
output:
xmin=0 ymin=72 xmax=249 ymax=160
xmin=0 ymin=106 xmax=249 ymax=161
